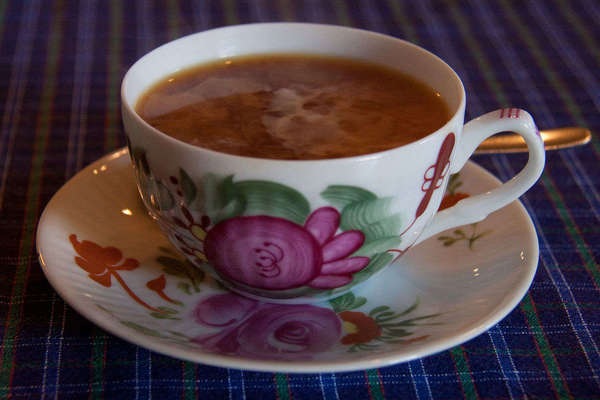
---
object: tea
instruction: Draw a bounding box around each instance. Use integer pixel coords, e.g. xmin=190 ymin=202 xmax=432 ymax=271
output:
xmin=135 ymin=54 xmax=450 ymax=160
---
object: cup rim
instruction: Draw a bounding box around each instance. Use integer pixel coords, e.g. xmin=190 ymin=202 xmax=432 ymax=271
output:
xmin=121 ymin=22 xmax=466 ymax=164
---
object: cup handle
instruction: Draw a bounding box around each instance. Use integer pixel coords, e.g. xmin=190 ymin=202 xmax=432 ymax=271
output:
xmin=415 ymin=108 xmax=545 ymax=245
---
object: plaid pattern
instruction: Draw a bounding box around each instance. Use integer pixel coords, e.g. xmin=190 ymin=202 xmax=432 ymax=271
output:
xmin=1 ymin=0 xmax=599 ymax=398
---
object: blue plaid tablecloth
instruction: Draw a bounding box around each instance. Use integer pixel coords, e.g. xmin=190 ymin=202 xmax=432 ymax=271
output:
xmin=1 ymin=0 xmax=599 ymax=398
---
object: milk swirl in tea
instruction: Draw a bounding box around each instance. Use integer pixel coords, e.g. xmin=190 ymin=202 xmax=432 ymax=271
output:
xmin=136 ymin=54 xmax=450 ymax=160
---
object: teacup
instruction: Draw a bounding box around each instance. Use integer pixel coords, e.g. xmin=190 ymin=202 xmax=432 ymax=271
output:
xmin=121 ymin=23 xmax=545 ymax=303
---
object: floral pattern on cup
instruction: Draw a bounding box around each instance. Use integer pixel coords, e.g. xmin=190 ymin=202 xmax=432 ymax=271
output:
xmin=129 ymin=147 xmax=404 ymax=299
xmin=204 ymin=208 xmax=370 ymax=290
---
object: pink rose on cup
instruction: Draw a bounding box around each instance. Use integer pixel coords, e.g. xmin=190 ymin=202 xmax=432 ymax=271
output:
xmin=203 ymin=207 xmax=370 ymax=290
xmin=192 ymin=293 xmax=341 ymax=360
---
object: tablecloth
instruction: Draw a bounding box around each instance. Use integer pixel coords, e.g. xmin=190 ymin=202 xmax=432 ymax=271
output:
xmin=1 ymin=0 xmax=599 ymax=398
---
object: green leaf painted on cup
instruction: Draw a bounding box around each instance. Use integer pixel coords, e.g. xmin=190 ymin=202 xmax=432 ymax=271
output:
xmin=360 ymin=214 xmax=403 ymax=243
xmin=351 ymin=237 xmax=401 ymax=257
xmin=202 ymin=173 xmax=223 ymax=218
xmin=232 ymin=180 xmax=310 ymax=224
xmin=218 ymin=175 xmax=237 ymax=205
xmin=340 ymin=197 xmax=395 ymax=231
xmin=321 ymin=185 xmax=377 ymax=209
xmin=215 ymin=195 xmax=247 ymax=223
xmin=179 ymin=167 xmax=197 ymax=205
xmin=210 ymin=176 xmax=246 ymax=222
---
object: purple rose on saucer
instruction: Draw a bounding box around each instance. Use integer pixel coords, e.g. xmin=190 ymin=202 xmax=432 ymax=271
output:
xmin=192 ymin=293 xmax=341 ymax=360
xmin=203 ymin=207 xmax=370 ymax=290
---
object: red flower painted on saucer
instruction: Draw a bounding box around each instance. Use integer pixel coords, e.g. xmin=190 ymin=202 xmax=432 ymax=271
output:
xmin=69 ymin=234 xmax=162 ymax=313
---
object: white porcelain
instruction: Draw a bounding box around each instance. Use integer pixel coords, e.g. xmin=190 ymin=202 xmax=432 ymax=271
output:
xmin=36 ymin=149 xmax=539 ymax=373
xmin=121 ymin=23 xmax=545 ymax=302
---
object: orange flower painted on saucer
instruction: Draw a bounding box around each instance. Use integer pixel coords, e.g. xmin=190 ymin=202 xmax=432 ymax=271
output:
xmin=329 ymin=293 xmax=440 ymax=352
xmin=339 ymin=311 xmax=381 ymax=345
xmin=69 ymin=234 xmax=162 ymax=313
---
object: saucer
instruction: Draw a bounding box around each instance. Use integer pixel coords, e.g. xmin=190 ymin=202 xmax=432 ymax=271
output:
xmin=36 ymin=148 xmax=538 ymax=373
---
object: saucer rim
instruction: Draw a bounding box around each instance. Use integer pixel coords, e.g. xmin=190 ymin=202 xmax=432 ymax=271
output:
xmin=36 ymin=148 xmax=539 ymax=373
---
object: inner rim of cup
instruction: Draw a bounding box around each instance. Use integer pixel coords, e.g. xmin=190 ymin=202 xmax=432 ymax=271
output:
xmin=121 ymin=23 xmax=466 ymax=160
